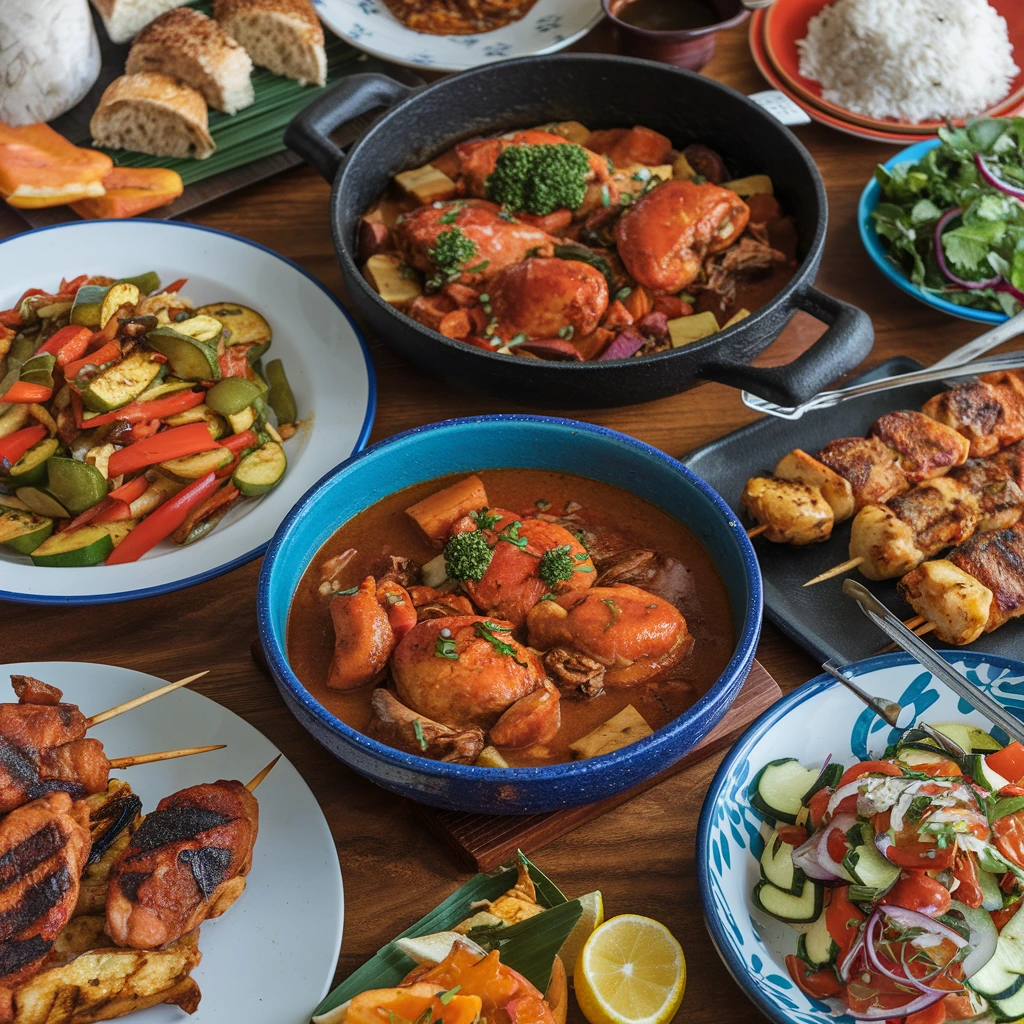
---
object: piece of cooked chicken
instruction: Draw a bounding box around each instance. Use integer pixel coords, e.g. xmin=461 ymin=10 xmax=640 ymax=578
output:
xmin=898 ymin=559 xmax=993 ymax=646
xmin=946 ymin=521 xmax=1024 ymax=631
xmin=817 ymin=436 xmax=909 ymax=510
xmin=741 ymin=477 xmax=834 ymax=545
xmin=922 ymin=379 xmax=1024 ymax=458
xmin=869 ymin=410 xmax=971 ymax=484
xmin=774 ymin=448 xmax=855 ymax=523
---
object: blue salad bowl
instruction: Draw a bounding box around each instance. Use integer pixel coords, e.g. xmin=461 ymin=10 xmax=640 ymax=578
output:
xmin=859 ymin=138 xmax=1008 ymax=326
xmin=258 ymin=415 xmax=762 ymax=814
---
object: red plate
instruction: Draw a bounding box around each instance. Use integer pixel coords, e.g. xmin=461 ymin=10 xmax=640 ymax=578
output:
xmin=762 ymin=0 xmax=1024 ymax=133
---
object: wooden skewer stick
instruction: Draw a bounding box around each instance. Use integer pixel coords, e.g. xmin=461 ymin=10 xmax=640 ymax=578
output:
xmin=246 ymin=754 xmax=281 ymax=792
xmin=876 ymin=620 xmax=937 ymax=654
xmin=914 ymin=622 xmax=937 ymax=638
xmin=904 ymin=615 xmax=926 ymax=630
xmin=747 ymin=524 xmax=769 ymax=539
xmin=108 ymin=744 xmax=225 ymax=769
xmin=86 ymin=671 xmax=210 ymax=728
xmin=804 ymin=557 xmax=865 ymax=587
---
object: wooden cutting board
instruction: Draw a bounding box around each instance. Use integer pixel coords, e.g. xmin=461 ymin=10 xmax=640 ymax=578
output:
xmin=417 ymin=661 xmax=782 ymax=871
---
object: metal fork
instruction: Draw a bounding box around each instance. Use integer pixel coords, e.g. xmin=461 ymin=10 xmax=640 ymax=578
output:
xmin=740 ymin=309 xmax=1024 ymax=420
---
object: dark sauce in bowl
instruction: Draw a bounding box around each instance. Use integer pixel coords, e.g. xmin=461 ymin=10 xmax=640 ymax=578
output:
xmin=616 ymin=0 xmax=721 ymax=31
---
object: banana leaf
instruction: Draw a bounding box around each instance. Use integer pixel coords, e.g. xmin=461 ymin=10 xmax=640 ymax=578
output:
xmin=312 ymin=852 xmax=581 ymax=1020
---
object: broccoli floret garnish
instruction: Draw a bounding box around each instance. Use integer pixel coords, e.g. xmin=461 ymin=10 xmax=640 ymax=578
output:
xmin=444 ymin=530 xmax=493 ymax=581
xmin=538 ymin=544 xmax=576 ymax=588
xmin=428 ymin=227 xmax=478 ymax=279
xmin=486 ymin=144 xmax=591 ymax=216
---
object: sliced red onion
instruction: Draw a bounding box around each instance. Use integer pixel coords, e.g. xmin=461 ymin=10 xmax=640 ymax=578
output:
xmin=996 ymin=281 xmax=1024 ymax=306
xmin=975 ymin=151 xmax=1024 ymax=200
xmin=863 ymin=910 xmax=945 ymax=995
xmin=838 ymin=925 xmax=866 ymax=983
xmin=597 ymin=327 xmax=646 ymax=360
xmin=934 ymin=208 xmax=1002 ymax=290
xmin=877 ymin=905 xmax=968 ymax=949
xmin=825 ymin=780 xmax=870 ymax=818
xmin=875 ymin=831 xmax=894 ymax=861
xmin=516 ymin=337 xmax=584 ymax=361
xmin=791 ymin=833 xmax=843 ymax=882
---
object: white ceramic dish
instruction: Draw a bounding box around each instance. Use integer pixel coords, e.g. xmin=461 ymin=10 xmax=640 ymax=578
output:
xmin=0 ymin=219 xmax=375 ymax=605
xmin=697 ymin=651 xmax=1024 ymax=1024
xmin=1 ymin=660 xmax=344 ymax=1024
xmin=314 ymin=0 xmax=603 ymax=72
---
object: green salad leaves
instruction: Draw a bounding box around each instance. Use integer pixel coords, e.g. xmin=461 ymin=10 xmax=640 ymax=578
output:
xmin=872 ymin=118 xmax=1024 ymax=315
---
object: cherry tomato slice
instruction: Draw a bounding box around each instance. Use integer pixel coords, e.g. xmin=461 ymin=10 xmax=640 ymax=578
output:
xmin=879 ymin=871 xmax=952 ymax=917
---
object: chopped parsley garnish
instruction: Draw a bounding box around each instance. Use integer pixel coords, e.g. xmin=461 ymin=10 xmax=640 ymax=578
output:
xmin=469 ymin=508 xmax=501 ymax=530
xmin=434 ymin=636 xmax=459 ymax=660
xmin=498 ymin=520 xmax=529 ymax=548
xmin=601 ymin=598 xmax=622 ymax=630
xmin=428 ymin=227 xmax=478 ymax=280
xmin=438 ymin=201 xmax=466 ymax=225
xmin=557 ymin=324 xmax=575 ymax=339
xmin=334 ymin=585 xmax=359 ymax=596
xmin=412 ymin=719 xmax=428 ymax=752
xmin=538 ymin=544 xmax=576 ymax=587
xmin=443 ymin=530 xmax=493 ymax=581
xmin=906 ymin=795 xmax=932 ymax=822
xmin=615 ymin=286 xmax=632 ymax=302
xmin=485 ymin=143 xmax=591 ymax=215
xmin=474 ymin=620 xmax=527 ymax=666
xmin=540 ymin=593 xmax=558 ymax=601
xmin=439 ymin=988 xmax=461 ymax=1006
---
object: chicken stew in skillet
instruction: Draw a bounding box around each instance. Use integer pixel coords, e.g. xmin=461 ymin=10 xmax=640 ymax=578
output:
xmin=358 ymin=121 xmax=798 ymax=362
xmin=287 ymin=470 xmax=734 ymax=767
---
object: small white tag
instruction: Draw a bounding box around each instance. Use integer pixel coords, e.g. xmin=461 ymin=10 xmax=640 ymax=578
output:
xmin=748 ymin=90 xmax=813 ymax=127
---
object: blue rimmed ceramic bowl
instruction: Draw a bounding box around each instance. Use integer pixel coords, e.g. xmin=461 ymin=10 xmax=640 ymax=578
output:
xmin=258 ymin=415 xmax=762 ymax=814
xmin=859 ymin=139 xmax=1007 ymax=326
xmin=697 ymin=650 xmax=1024 ymax=1024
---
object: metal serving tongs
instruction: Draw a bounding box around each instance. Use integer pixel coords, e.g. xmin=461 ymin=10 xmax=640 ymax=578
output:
xmin=741 ymin=308 xmax=1024 ymax=420
xmin=836 ymin=578 xmax=1024 ymax=750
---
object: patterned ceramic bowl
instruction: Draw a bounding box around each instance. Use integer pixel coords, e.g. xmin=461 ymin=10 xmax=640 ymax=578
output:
xmin=697 ymin=650 xmax=1024 ymax=1024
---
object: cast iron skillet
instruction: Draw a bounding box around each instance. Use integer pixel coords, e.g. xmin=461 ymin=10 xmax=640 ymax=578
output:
xmin=285 ymin=53 xmax=874 ymax=408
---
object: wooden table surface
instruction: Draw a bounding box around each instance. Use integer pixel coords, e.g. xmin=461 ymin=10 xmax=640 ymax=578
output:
xmin=0 ymin=17 xmax=1004 ymax=1024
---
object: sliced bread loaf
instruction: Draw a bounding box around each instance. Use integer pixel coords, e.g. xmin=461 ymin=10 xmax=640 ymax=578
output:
xmin=90 ymin=73 xmax=216 ymax=160
xmin=214 ymin=0 xmax=326 ymax=87
xmin=126 ymin=7 xmax=255 ymax=114
xmin=89 ymin=0 xmax=187 ymax=44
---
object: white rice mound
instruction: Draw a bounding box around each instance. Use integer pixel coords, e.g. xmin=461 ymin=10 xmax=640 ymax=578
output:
xmin=796 ymin=0 xmax=1019 ymax=124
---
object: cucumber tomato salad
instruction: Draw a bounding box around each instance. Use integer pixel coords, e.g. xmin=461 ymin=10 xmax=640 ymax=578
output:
xmin=0 ymin=273 xmax=299 ymax=567
xmin=750 ymin=724 xmax=1024 ymax=1023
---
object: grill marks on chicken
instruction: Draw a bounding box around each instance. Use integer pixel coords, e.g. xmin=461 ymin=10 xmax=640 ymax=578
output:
xmin=107 ymin=781 xmax=258 ymax=950
xmin=0 ymin=793 xmax=91 ymax=1012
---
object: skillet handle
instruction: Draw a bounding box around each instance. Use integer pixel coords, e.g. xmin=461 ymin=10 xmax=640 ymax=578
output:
xmin=284 ymin=72 xmax=418 ymax=181
xmin=699 ymin=285 xmax=875 ymax=407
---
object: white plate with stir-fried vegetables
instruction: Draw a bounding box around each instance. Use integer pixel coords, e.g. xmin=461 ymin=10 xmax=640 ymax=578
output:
xmin=0 ymin=220 xmax=375 ymax=604
xmin=698 ymin=650 xmax=1024 ymax=1024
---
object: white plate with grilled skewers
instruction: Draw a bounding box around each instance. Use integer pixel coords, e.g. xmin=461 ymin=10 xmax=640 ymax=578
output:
xmin=684 ymin=356 xmax=1024 ymax=664
xmin=0 ymin=661 xmax=343 ymax=1024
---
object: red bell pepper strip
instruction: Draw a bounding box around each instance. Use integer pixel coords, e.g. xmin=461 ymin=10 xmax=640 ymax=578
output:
xmin=0 ymin=309 xmax=22 ymax=329
xmin=0 ymin=424 xmax=47 ymax=466
xmin=106 ymin=472 xmax=219 ymax=564
xmin=107 ymin=422 xmax=220 ymax=478
xmin=125 ymin=419 xmax=161 ymax=443
xmin=987 ymin=743 xmax=1024 ymax=784
xmin=58 ymin=275 xmax=88 ymax=298
xmin=64 ymin=496 xmax=132 ymax=532
xmin=35 ymin=325 xmax=94 ymax=365
xmin=83 ymin=389 xmax=203 ymax=428
xmin=108 ymin=475 xmax=150 ymax=504
xmin=165 ymin=278 xmax=187 ymax=294
xmin=0 ymin=381 xmax=53 ymax=403
xmin=220 ymin=429 xmax=256 ymax=455
xmin=63 ymin=342 xmax=121 ymax=383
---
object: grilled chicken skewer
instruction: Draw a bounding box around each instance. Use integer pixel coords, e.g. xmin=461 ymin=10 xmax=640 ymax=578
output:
xmin=743 ymin=372 xmax=1024 ymax=546
xmin=897 ymin=521 xmax=1024 ymax=645
xmin=106 ymin=759 xmax=276 ymax=951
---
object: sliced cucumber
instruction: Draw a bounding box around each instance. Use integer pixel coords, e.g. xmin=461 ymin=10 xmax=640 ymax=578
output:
xmin=750 ymin=758 xmax=821 ymax=824
xmin=969 ymin=754 xmax=1013 ymax=792
xmin=145 ymin=327 xmax=221 ymax=381
xmin=898 ymin=748 xmax=949 ymax=769
xmin=15 ymin=487 xmax=69 ymax=519
xmin=933 ymin=723 xmax=1002 ymax=755
xmin=195 ymin=302 xmax=271 ymax=348
xmin=0 ymin=504 xmax=53 ymax=554
xmin=802 ymin=762 xmax=843 ymax=804
xmin=967 ymin=897 xmax=1024 ymax=998
xmin=800 ymin=907 xmax=839 ymax=967
xmin=232 ymin=440 xmax=285 ymax=497
xmin=841 ymin=823 xmax=900 ymax=896
xmin=160 ymin=447 xmax=232 ymax=480
xmin=760 ymin=831 xmax=805 ymax=895
xmin=752 ymin=878 xmax=823 ymax=924
xmin=69 ymin=285 xmax=109 ymax=328
xmin=99 ymin=282 xmax=140 ymax=328
xmin=30 ymin=521 xmax=133 ymax=567
xmin=80 ymin=350 xmax=163 ymax=413
xmin=992 ymin=984 xmax=1024 ymax=1022
xmin=953 ymin=900 xmax=1001 ymax=983
xmin=7 ymin=437 xmax=59 ymax=487
xmin=172 ymin=314 xmax=223 ymax=345
xmin=45 ymin=457 xmax=107 ymax=515
xmin=980 ymin=868 xmax=1005 ymax=912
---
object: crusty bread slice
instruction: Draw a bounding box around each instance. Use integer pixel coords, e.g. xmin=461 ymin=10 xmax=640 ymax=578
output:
xmin=214 ymin=0 xmax=326 ymax=87
xmin=89 ymin=73 xmax=216 ymax=160
xmin=126 ymin=7 xmax=254 ymax=114
xmin=89 ymin=0 xmax=186 ymax=44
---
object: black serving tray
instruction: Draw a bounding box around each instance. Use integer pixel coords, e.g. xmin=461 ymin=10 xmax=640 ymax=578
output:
xmin=683 ymin=357 xmax=1024 ymax=664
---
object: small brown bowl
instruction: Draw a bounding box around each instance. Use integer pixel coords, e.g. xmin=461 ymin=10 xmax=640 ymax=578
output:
xmin=602 ymin=0 xmax=750 ymax=70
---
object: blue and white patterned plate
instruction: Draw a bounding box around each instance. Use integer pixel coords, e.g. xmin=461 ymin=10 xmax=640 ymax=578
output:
xmin=314 ymin=0 xmax=603 ymax=72
xmin=697 ymin=651 xmax=1024 ymax=1024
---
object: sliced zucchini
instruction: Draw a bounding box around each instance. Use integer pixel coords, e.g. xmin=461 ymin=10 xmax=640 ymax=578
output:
xmin=0 ymin=504 xmax=53 ymax=554
xmin=15 ymin=487 xmax=69 ymax=518
xmin=898 ymin=748 xmax=948 ymax=769
xmin=933 ymin=723 xmax=1002 ymax=755
xmin=69 ymin=285 xmax=109 ymax=328
xmin=79 ymin=350 xmax=163 ymax=414
xmin=163 ymin=403 xmax=227 ymax=439
xmin=171 ymin=314 xmax=223 ymax=345
xmin=45 ymin=457 xmax=107 ymax=514
xmin=968 ymin=753 xmax=1012 ymax=792
xmin=967 ymin=896 xmax=1024 ymax=999
xmin=992 ymin=985 xmax=1024 ymax=1021
xmin=802 ymin=762 xmax=842 ymax=804
xmin=979 ymin=868 xmax=1005 ymax=912
xmin=752 ymin=878 xmax=823 ymax=924
xmin=750 ymin=758 xmax=821 ymax=824
xmin=232 ymin=440 xmax=285 ymax=497
xmin=116 ymin=271 xmax=160 ymax=295
xmin=30 ymin=521 xmax=133 ymax=567
xmin=145 ymin=327 xmax=221 ymax=381
xmin=0 ymin=406 xmax=31 ymax=439
xmin=760 ymin=831 xmax=805 ymax=895
xmin=7 ymin=437 xmax=59 ymax=487
xmin=195 ymin=303 xmax=271 ymax=348
xmin=99 ymin=283 xmax=140 ymax=328
xmin=799 ymin=907 xmax=839 ymax=967
xmin=841 ymin=823 xmax=899 ymax=896
xmin=206 ymin=377 xmax=262 ymax=417
xmin=137 ymin=379 xmax=196 ymax=402
xmin=160 ymin=446 xmax=232 ymax=480
xmin=227 ymin=405 xmax=257 ymax=434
